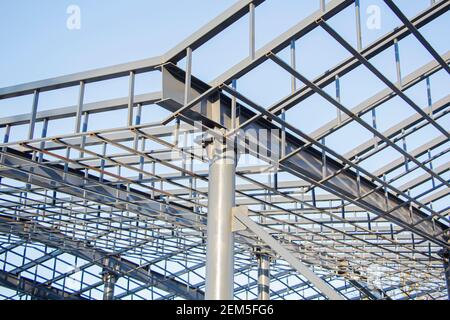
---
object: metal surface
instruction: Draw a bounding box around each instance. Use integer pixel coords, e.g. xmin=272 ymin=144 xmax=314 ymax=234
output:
xmin=0 ymin=0 xmax=448 ymax=300
xmin=205 ymin=137 xmax=236 ymax=300
xmin=234 ymin=207 xmax=345 ymax=300
xmin=102 ymin=271 xmax=117 ymax=301
xmin=257 ymin=253 xmax=270 ymax=300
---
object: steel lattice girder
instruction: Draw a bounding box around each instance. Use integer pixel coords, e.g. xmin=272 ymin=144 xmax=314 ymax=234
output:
xmin=0 ymin=269 xmax=85 ymax=300
xmin=0 ymin=215 xmax=204 ymax=300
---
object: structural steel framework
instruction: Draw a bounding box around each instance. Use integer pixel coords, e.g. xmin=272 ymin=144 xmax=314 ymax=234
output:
xmin=0 ymin=0 xmax=448 ymax=300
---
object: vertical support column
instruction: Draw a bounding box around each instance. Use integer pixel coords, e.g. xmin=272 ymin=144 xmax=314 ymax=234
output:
xmin=75 ymin=81 xmax=85 ymax=133
xmin=249 ymin=2 xmax=256 ymax=60
xmin=401 ymin=129 xmax=409 ymax=171
xmin=426 ymin=77 xmax=433 ymax=119
xmin=38 ymin=118 xmax=49 ymax=163
xmin=256 ymin=251 xmax=270 ymax=300
xmin=439 ymin=234 xmax=450 ymax=300
xmin=205 ymin=132 xmax=236 ymax=300
xmin=322 ymin=138 xmax=328 ymax=180
xmin=135 ymin=104 xmax=142 ymax=126
xmin=28 ymin=90 xmax=39 ymax=140
xmin=428 ymin=149 xmax=436 ymax=188
xmin=231 ymin=79 xmax=237 ymax=129
xmin=320 ymin=0 xmax=326 ymax=12
xmin=290 ymin=40 xmax=297 ymax=93
xmin=394 ymin=39 xmax=402 ymax=86
xmin=3 ymin=125 xmax=10 ymax=144
xmin=185 ymin=47 xmax=193 ymax=106
xmin=102 ymin=270 xmax=118 ymax=301
xmin=355 ymin=0 xmax=362 ymax=51
xmin=335 ymin=75 xmax=342 ymax=125
xmin=280 ymin=39 xmax=295 ymax=158
xmin=128 ymin=71 xmax=136 ymax=127
xmin=79 ymin=112 xmax=89 ymax=158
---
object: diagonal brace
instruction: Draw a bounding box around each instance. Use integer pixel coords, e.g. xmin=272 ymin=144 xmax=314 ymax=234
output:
xmin=232 ymin=206 xmax=345 ymax=300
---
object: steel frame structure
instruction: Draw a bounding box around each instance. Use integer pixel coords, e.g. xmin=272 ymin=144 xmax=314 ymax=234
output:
xmin=0 ymin=0 xmax=448 ymax=300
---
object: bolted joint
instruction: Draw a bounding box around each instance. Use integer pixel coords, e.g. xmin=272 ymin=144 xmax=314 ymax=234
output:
xmin=194 ymin=133 xmax=214 ymax=149
xmin=252 ymin=247 xmax=272 ymax=260
xmin=101 ymin=269 xmax=119 ymax=284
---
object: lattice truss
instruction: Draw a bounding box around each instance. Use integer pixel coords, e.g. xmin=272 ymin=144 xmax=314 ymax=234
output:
xmin=0 ymin=0 xmax=448 ymax=300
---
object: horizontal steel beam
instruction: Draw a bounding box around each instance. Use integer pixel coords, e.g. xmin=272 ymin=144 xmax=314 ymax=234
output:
xmin=209 ymin=0 xmax=354 ymax=87
xmin=163 ymin=0 xmax=265 ymax=63
xmin=0 ymin=269 xmax=85 ymax=300
xmin=0 ymin=58 xmax=162 ymax=100
xmin=0 ymin=147 xmax=202 ymax=230
xmin=267 ymin=1 xmax=450 ymax=118
xmin=383 ymin=0 xmax=450 ymax=75
xmin=233 ymin=206 xmax=345 ymax=300
xmin=0 ymin=92 xmax=161 ymax=128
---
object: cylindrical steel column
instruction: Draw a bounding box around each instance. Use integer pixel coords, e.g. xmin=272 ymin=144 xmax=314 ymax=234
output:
xmin=443 ymin=257 xmax=450 ymax=300
xmin=102 ymin=271 xmax=117 ymax=300
xmin=257 ymin=253 xmax=270 ymax=300
xmin=205 ymin=136 xmax=236 ymax=300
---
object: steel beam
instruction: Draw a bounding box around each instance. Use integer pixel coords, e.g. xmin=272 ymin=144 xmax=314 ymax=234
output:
xmin=0 ymin=215 xmax=205 ymax=300
xmin=319 ymin=21 xmax=449 ymax=139
xmin=438 ymin=235 xmax=450 ymax=300
xmin=0 ymin=147 xmax=202 ymax=229
xmin=102 ymin=270 xmax=118 ymax=300
xmin=233 ymin=206 xmax=345 ymax=300
xmin=310 ymin=52 xmax=450 ymax=144
xmin=209 ymin=0 xmax=354 ymax=87
xmin=383 ymin=0 xmax=450 ymax=74
xmin=265 ymin=1 xmax=449 ymax=118
xmin=205 ymin=135 xmax=236 ymax=300
xmin=0 ymin=270 xmax=85 ymax=300
xmin=0 ymin=0 xmax=448 ymax=301
xmin=348 ymin=279 xmax=388 ymax=300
